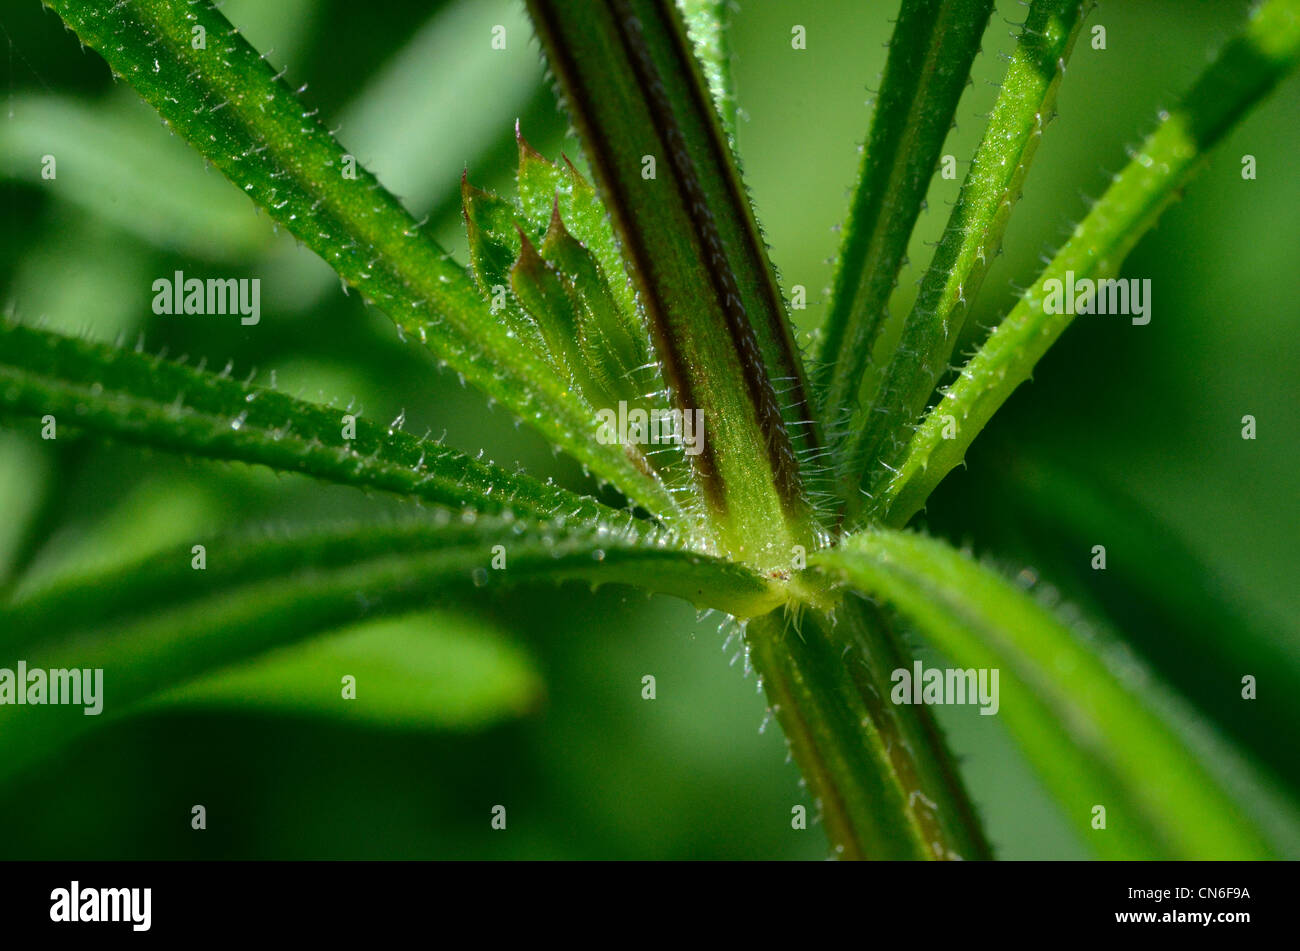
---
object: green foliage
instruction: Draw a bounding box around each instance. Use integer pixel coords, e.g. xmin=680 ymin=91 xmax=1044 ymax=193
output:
xmin=962 ymin=450 xmax=1300 ymax=796
xmin=147 ymin=611 xmax=545 ymax=731
xmin=882 ymin=0 xmax=1300 ymax=525
xmin=3 ymin=0 xmax=1296 ymax=860
xmin=0 ymin=515 xmax=777 ymax=781
xmin=39 ymin=0 xmax=679 ymax=519
xmin=848 ymin=0 xmax=1090 ymax=525
xmin=0 ymin=321 xmax=619 ymax=525
xmin=462 ymin=139 xmax=671 ymax=487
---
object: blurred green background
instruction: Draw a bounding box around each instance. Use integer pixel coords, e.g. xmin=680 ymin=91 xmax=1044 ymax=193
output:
xmin=0 ymin=0 xmax=1296 ymax=858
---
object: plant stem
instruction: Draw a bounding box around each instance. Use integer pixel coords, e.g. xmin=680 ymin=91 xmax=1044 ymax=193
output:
xmin=526 ymin=0 xmax=821 ymax=566
xmin=747 ymin=600 xmax=991 ymax=859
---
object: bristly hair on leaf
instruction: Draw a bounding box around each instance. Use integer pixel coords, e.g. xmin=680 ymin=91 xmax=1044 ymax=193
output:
xmin=13 ymin=0 xmax=1300 ymax=862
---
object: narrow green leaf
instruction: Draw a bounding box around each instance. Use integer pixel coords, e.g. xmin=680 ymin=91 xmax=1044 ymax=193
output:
xmin=462 ymin=175 xmax=528 ymax=298
xmin=0 ymin=321 xmax=617 ymax=526
xmin=13 ymin=473 xmax=220 ymax=597
xmin=466 ymin=157 xmax=685 ymax=497
xmin=816 ymin=529 xmax=1274 ymax=858
xmin=0 ymin=432 xmax=55 ymax=586
xmin=956 ymin=446 xmax=1300 ymax=797
xmin=144 ymin=611 xmax=545 ymax=731
xmin=676 ymin=0 xmax=737 ymax=140
xmin=814 ymin=0 xmax=994 ymax=438
xmin=2 ymin=518 xmax=778 ymax=656
xmin=849 ymin=0 xmax=1090 ymax=523
xmin=460 ymin=176 xmax=558 ymax=373
xmin=512 ymin=138 xmax=659 ymax=399
xmin=536 ymin=206 xmax=647 ymax=402
xmin=509 ymin=229 xmax=584 ymax=379
xmin=0 ymin=516 xmax=782 ymax=781
xmin=526 ymin=0 xmax=822 ymax=566
xmin=2 ymin=1 xmax=542 ymax=295
xmin=884 ymin=0 xmax=1300 ymax=525
xmin=42 ymin=0 xmax=682 ymax=522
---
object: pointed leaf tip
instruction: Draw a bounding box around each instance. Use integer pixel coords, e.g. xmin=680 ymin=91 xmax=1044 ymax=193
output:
xmin=543 ymin=194 xmax=570 ymax=248
xmin=515 ymin=120 xmax=551 ymax=167
xmin=514 ymin=223 xmax=544 ymax=269
xmin=561 ymin=152 xmax=590 ymax=189
xmin=462 ymin=178 xmax=525 ymax=296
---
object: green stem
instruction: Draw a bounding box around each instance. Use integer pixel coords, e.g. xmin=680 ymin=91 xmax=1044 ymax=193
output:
xmin=747 ymin=600 xmax=991 ymax=859
xmin=526 ymin=0 xmax=820 ymax=566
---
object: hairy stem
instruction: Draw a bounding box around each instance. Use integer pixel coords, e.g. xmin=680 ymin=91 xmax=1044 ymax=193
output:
xmin=526 ymin=0 xmax=821 ymax=566
xmin=747 ymin=601 xmax=990 ymax=859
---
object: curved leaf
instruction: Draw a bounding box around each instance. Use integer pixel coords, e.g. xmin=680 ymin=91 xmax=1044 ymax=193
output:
xmin=814 ymin=0 xmax=994 ymax=438
xmin=144 ymin=610 xmax=545 ymax=731
xmin=0 ymin=515 xmax=781 ymax=782
xmin=936 ymin=445 xmax=1300 ymax=797
xmin=814 ymin=529 xmax=1274 ymax=858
